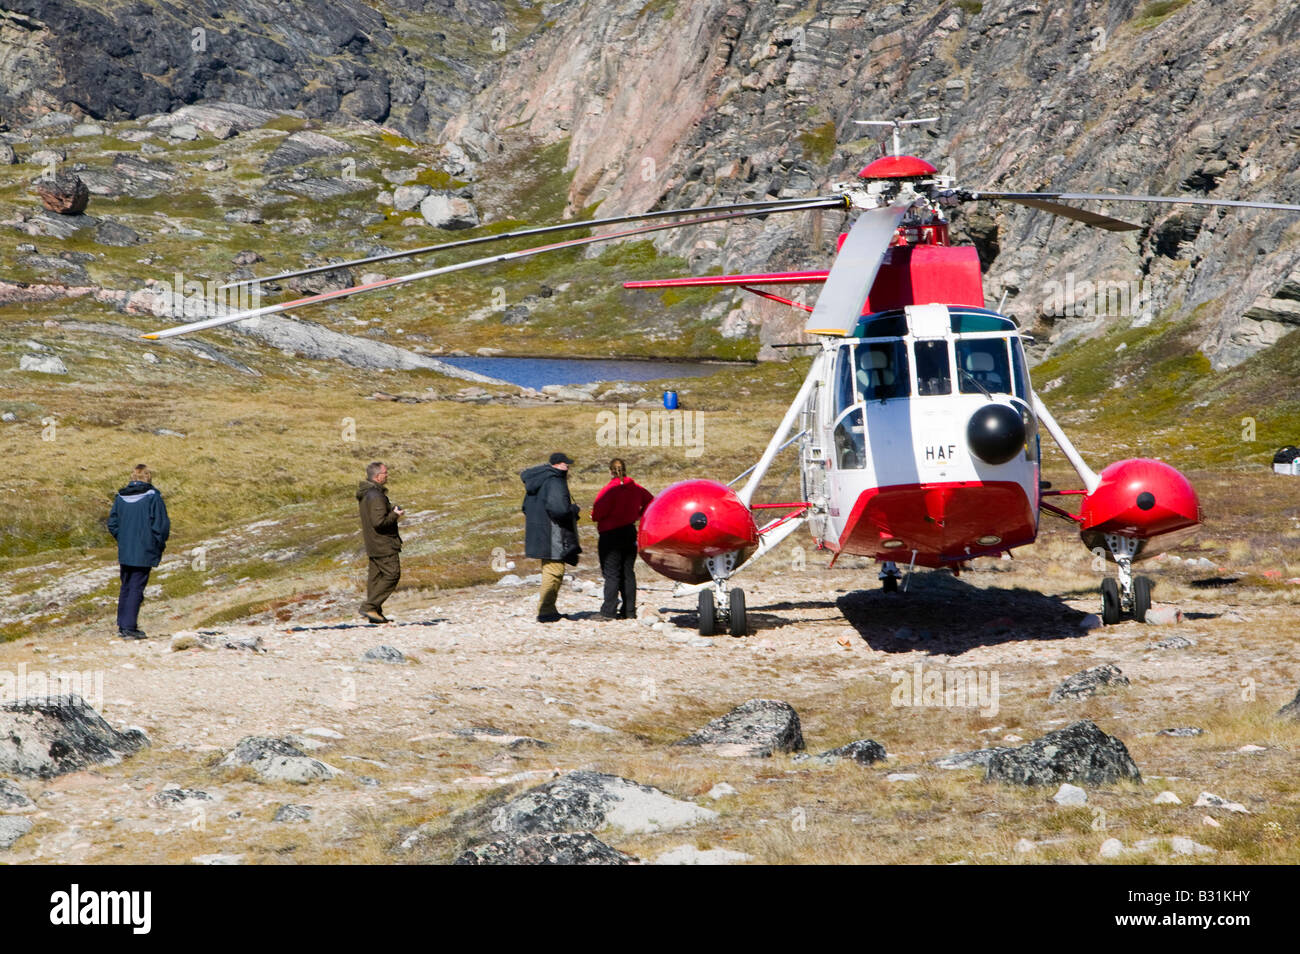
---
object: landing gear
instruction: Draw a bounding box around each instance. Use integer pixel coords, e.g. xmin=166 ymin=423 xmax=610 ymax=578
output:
xmin=698 ymin=590 xmax=716 ymax=636
xmin=695 ymin=551 xmax=748 ymax=637
xmin=879 ymin=560 xmax=901 ymax=593
xmin=882 ymin=576 xmax=899 ymax=593
xmin=729 ymin=588 xmax=747 ymax=636
xmin=1097 ymin=533 xmax=1154 ymax=624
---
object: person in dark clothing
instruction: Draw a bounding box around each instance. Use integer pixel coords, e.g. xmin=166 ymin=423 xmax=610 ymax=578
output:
xmin=357 ymin=461 xmax=404 ymax=623
xmin=590 ymin=458 xmax=654 ymax=620
xmin=521 ymin=452 xmax=581 ymax=622
xmin=107 ymin=464 xmax=170 ymax=639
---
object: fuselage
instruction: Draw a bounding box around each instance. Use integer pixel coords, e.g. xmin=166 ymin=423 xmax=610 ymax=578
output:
xmin=801 ymin=304 xmax=1040 ymax=568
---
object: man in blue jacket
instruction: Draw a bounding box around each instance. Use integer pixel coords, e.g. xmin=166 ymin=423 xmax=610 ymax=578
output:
xmin=107 ymin=464 xmax=171 ymax=639
xmin=521 ymin=452 xmax=581 ymax=622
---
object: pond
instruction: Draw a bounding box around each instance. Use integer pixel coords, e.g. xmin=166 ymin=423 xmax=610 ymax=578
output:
xmin=437 ymin=356 xmax=731 ymax=390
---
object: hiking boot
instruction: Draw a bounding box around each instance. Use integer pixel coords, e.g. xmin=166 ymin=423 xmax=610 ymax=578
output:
xmin=536 ymin=613 xmax=564 ymax=623
xmin=118 ymin=628 xmax=146 ymax=640
xmin=361 ymin=610 xmax=385 ymax=624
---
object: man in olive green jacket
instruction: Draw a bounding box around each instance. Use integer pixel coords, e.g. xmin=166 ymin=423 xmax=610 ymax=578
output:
xmin=357 ymin=461 xmax=404 ymax=623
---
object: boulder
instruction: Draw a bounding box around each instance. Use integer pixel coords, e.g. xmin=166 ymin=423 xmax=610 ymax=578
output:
xmin=0 ymin=778 xmax=36 ymax=812
xmin=420 ymin=191 xmax=480 ymax=229
xmin=168 ymin=122 xmax=199 ymax=140
xmin=19 ymin=354 xmax=67 ymax=374
xmin=1153 ymin=634 xmax=1192 ymax=649
xmin=1053 ymin=782 xmax=1088 ymax=806
xmin=35 ymin=173 xmax=90 ymax=214
xmin=484 ymin=771 xmax=717 ymax=836
xmin=94 ymin=219 xmax=142 ymax=246
xmin=273 ymin=804 xmax=313 ymax=823
xmin=795 ymin=738 xmax=887 ymax=766
xmin=264 ymin=130 xmax=350 ymax=172
xmin=676 ymin=699 xmax=805 ymax=757
xmin=149 ymin=788 xmax=214 ymax=809
xmin=392 ymin=184 xmax=431 ymax=211
xmin=985 ymin=720 xmax=1142 ymax=787
xmin=935 ymin=747 xmax=1013 ymax=770
xmin=0 ymin=817 xmax=33 ymax=850
xmin=1158 ymin=726 xmax=1203 ymax=737
xmin=362 ymin=645 xmax=406 ymax=664
xmin=455 ymin=831 xmax=636 ymax=865
xmin=216 ymin=736 xmax=339 ymax=784
xmin=1048 ymin=664 xmax=1130 ymax=703
xmin=0 ymin=696 xmax=149 ymax=779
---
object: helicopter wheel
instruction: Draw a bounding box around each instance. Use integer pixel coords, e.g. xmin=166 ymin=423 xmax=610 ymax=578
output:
xmin=729 ymin=588 xmax=747 ymax=636
xmin=698 ymin=590 xmax=716 ymax=636
xmin=1133 ymin=576 xmax=1152 ymax=623
xmin=882 ymin=576 xmax=899 ymax=593
xmin=1101 ymin=578 xmax=1121 ymax=625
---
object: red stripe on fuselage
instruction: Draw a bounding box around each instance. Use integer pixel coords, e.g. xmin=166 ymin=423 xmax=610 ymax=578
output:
xmin=833 ymin=480 xmax=1037 ymax=567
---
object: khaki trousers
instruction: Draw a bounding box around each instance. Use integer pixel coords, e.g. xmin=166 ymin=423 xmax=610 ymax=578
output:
xmin=538 ymin=560 xmax=565 ymax=616
xmin=362 ymin=554 xmax=401 ymax=613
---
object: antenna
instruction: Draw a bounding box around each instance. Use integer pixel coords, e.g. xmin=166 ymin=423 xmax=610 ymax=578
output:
xmin=855 ymin=117 xmax=938 ymax=157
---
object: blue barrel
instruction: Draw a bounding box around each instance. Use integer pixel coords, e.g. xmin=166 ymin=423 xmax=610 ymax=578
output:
xmin=663 ymin=390 xmax=678 ymax=410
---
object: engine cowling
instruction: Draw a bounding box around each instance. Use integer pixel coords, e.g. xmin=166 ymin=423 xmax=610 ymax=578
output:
xmin=638 ymin=479 xmax=759 ymax=584
xmin=1078 ymin=458 xmax=1201 ymax=559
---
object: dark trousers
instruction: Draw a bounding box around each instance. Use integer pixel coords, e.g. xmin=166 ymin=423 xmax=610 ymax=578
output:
xmin=598 ymin=525 xmax=638 ymax=618
xmin=362 ymin=553 xmax=400 ymax=613
xmin=116 ymin=565 xmax=151 ymax=631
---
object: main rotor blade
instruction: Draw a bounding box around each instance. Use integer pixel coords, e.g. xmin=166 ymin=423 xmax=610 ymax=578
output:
xmin=969 ymin=189 xmax=1300 ymax=222
xmin=804 ymin=201 xmax=910 ymax=336
xmin=143 ymin=199 xmax=842 ymax=340
xmin=219 ymin=195 xmax=848 ymax=290
xmin=978 ymin=195 xmax=1141 ymax=231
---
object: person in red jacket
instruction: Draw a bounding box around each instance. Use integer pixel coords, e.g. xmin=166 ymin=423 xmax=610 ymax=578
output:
xmin=589 ymin=458 xmax=655 ymax=619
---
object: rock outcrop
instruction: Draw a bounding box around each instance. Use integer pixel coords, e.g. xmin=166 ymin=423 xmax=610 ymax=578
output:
xmin=455 ymin=831 xmax=637 ymax=865
xmin=216 ymin=736 xmax=339 ymax=784
xmin=0 ymin=695 xmax=148 ymax=779
xmin=482 ymin=771 xmax=716 ymax=837
xmin=985 ymin=720 xmax=1142 ymax=787
xmin=676 ymin=699 xmax=805 ymax=758
xmin=1048 ymin=664 xmax=1130 ymax=703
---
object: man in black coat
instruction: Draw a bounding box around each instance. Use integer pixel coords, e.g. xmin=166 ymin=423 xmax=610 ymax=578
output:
xmin=521 ymin=452 xmax=581 ymax=622
xmin=107 ymin=463 xmax=171 ymax=639
xmin=357 ymin=461 xmax=404 ymax=623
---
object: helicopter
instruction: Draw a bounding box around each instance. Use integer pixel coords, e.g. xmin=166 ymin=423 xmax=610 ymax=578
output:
xmin=144 ymin=118 xmax=1300 ymax=635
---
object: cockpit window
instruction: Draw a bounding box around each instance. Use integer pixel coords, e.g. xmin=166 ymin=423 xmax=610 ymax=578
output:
xmin=834 ymin=344 xmax=856 ymax=415
xmin=956 ymin=338 xmax=1012 ymax=395
xmin=855 ymin=340 xmax=909 ymax=401
xmin=913 ymin=339 xmax=951 ymax=396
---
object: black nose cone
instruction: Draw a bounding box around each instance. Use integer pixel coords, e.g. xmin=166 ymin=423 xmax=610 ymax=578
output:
xmin=689 ymin=511 xmax=709 ymax=530
xmin=967 ymin=404 xmax=1026 ymax=466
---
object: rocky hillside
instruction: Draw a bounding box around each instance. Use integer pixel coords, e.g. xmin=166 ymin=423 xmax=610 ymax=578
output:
xmin=3 ymin=0 xmax=1299 ymax=369
xmin=445 ymin=0 xmax=1300 ymax=368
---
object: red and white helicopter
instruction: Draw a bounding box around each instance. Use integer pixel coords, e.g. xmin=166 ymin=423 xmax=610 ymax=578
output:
xmin=145 ymin=117 xmax=1300 ymax=635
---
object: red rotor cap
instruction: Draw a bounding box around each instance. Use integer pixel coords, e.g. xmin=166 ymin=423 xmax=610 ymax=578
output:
xmin=858 ymin=155 xmax=938 ymax=179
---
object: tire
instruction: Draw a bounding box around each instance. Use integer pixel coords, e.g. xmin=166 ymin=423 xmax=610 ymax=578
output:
xmin=698 ymin=590 xmax=716 ymax=636
xmin=1101 ymin=577 xmax=1121 ymax=625
xmin=729 ymin=588 xmax=747 ymax=636
xmin=882 ymin=575 xmax=899 ymax=593
xmin=1133 ymin=576 xmax=1152 ymax=623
